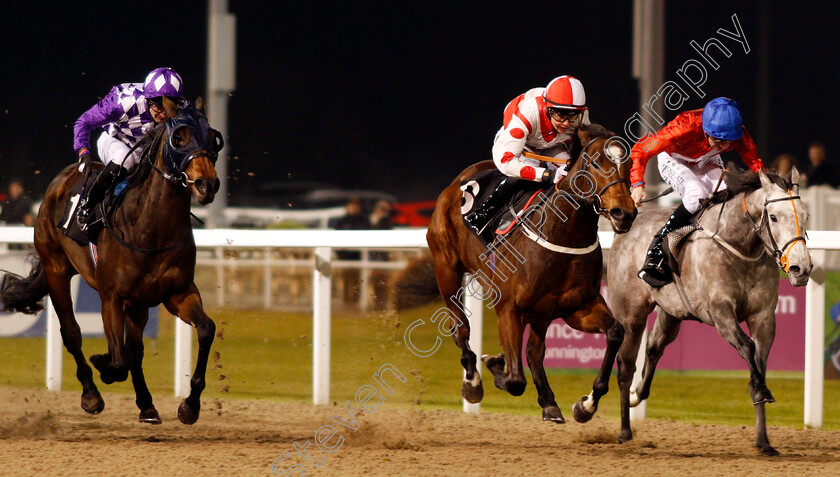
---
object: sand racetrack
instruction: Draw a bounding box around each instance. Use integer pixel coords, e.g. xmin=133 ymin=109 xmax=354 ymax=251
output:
xmin=0 ymin=386 xmax=838 ymax=476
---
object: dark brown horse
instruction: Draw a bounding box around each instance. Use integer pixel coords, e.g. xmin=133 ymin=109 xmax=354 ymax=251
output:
xmin=408 ymin=124 xmax=636 ymax=422
xmin=0 ymin=97 xmax=221 ymax=424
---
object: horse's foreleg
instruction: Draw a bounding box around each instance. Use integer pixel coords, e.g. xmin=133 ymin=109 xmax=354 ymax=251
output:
xmin=90 ymin=294 xmax=129 ymax=384
xmin=568 ymin=296 xmax=622 ymax=424
xmin=125 ymin=307 xmax=160 ymax=424
xmin=713 ymin=314 xmax=774 ymax=405
xmin=614 ymin=317 xmax=649 ymax=444
xmin=747 ymin=309 xmax=779 ymax=456
xmin=43 ymin=263 xmax=104 ymax=414
xmin=525 ymin=322 xmax=563 ymax=422
xmin=165 ymin=283 xmax=215 ymax=425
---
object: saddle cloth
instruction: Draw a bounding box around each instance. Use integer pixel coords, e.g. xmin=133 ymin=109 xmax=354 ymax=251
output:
xmin=60 ymin=166 xmax=127 ymax=246
xmin=460 ymin=169 xmax=547 ymax=242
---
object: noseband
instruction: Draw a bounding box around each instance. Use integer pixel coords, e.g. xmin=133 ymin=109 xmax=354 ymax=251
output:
xmin=742 ymin=188 xmax=807 ymax=272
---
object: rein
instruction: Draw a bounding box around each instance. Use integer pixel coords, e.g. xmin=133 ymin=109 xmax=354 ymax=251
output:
xmin=559 ymin=136 xmax=630 ymax=215
xmin=507 ymin=135 xmax=628 ymax=254
xmin=102 ymin=124 xmax=201 ymax=255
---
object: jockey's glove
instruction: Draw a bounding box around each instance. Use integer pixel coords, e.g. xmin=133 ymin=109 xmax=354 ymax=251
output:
xmin=542 ymin=166 xmax=567 ymax=184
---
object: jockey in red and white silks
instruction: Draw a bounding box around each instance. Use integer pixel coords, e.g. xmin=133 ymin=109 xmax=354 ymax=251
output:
xmin=492 ymin=75 xmax=589 ymax=184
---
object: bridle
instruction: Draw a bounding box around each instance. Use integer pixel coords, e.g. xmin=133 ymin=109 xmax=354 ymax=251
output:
xmin=561 ymin=136 xmax=630 ymax=215
xmin=742 ymin=187 xmax=807 ymax=272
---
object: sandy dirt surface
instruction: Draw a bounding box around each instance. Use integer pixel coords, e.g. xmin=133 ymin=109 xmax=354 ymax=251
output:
xmin=0 ymin=386 xmax=838 ymax=476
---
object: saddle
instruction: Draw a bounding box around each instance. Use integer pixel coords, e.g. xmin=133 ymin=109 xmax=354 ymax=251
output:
xmin=60 ymin=168 xmax=128 ymax=246
xmin=461 ymin=169 xmax=546 ymax=245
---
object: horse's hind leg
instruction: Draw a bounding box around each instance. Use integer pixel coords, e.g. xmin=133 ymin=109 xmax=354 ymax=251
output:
xmin=125 ymin=307 xmax=160 ymax=424
xmin=42 ymin=261 xmax=104 ymax=414
xmin=631 ymin=310 xmax=682 ymax=406
xmin=165 ymin=283 xmax=215 ymax=425
xmin=570 ymin=296 xmax=623 ymax=424
xmin=430 ymin=255 xmax=484 ymax=403
xmin=525 ymin=322 xmax=563 ymax=422
xmin=489 ymin=305 xmax=527 ymax=396
xmin=747 ymin=309 xmax=779 ymax=456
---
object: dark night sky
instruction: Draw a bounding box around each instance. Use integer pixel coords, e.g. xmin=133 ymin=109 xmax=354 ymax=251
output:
xmin=1 ymin=1 xmax=837 ymax=205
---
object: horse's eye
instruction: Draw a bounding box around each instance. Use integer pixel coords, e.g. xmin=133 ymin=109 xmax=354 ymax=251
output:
xmin=769 ymin=214 xmax=778 ymax=223
xmin=170 ymin=126 xmax=191 ymax=148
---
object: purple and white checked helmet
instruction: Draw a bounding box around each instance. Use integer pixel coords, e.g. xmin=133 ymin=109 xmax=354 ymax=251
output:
xmin=143 ymin=67 xmax=184 ymax=100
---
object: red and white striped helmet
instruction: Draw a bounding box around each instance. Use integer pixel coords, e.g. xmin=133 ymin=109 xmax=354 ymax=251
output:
xmin=543 ymin=75 xmax=587 ymax=110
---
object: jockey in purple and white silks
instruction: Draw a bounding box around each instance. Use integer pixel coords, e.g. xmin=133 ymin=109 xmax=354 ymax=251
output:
xmin=73 ymin=67 xmax=186 ymax=231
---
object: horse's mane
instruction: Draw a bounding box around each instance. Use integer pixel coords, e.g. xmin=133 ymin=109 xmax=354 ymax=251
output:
xmin=125 ymin=125 xmax=166 ymax=188
xmin=706 ymin=162 xmax=790 ymax=205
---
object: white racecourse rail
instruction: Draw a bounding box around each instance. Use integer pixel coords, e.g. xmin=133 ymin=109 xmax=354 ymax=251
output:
xmin=1 ymin=226 xmax=838 ymax=428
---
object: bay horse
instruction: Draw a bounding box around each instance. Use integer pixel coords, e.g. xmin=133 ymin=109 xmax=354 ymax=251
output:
xmin=419 ymin=124 xmax=636 ymax=422
xmin=587 ymin=166 xmax=811 ymax=455
xmin=0 ymin=97 xmax=221 ymax=424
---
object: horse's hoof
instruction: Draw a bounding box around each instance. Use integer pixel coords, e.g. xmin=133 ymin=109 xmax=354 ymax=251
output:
xmin=89 ymin=353 xmax=109 ymax=373
xmin=481 ymin=354 xmax=505 ymax=377
xmin=81 ymin=391 xmax=105 ymax=414
xmin=758 ymin=444 xmax=779 ymax=457
xmin=505 ymin=379 xmax=526 ymax=396
xmin=541 ymin=405 xmax=565 ymax=423
xmin=461 ymin=379 xmax=484 ymax=404
xmin=572 ymin=397 xmax=596 ymax=423
xmin=618 ymin=429 xmax=634 ymax=444
xmin=752 ymin=387 xmax=776 ymax=405
xmin=177 ymin=399 xmax=200 ymax=425
xmin=629 ymin=389 xmax=641 ymax=407
xmin=139 ymin=408 xmax=162 ymax=424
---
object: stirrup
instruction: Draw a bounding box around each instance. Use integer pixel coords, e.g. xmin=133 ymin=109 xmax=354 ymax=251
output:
xmin=638 ymin=256 xmax=672 ymax=287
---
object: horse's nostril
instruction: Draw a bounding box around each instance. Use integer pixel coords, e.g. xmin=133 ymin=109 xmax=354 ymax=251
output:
xmin=789 ymin=265 xmax=801 ymax=276
xmin=195 ymin=178 xmax=206 ymax=191
xmin=609 ymin=208 xmax=624 ymax=220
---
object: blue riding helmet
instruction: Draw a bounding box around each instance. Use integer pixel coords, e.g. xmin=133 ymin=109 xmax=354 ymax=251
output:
xmin=701 ymin=97 xmax=743 ymax=141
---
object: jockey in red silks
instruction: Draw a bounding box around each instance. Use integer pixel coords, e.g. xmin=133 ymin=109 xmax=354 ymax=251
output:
xmin=630 ymin=97 xmax=765 ymax=287
xmin=464 ymin=75 xmax=589 ymax=237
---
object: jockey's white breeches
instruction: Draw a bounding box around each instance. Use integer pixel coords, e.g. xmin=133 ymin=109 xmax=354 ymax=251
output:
xmin=96 ymin=133 xmax=143 ymax=169
xmin=657 ymin=152 xmax=727 ymax=213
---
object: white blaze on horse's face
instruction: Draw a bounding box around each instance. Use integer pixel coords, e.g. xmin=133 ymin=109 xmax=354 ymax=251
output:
xmin=759 ymin=168 xmax=812 ymax=286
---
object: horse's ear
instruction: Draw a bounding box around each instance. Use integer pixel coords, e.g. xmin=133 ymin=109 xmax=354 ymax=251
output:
xmin=195 ymin=96 xmax=206 ymax=114
xmin=577 ymin=124 xmax=591 ymax=147
xmin=790 ymin=165 xmax=801 ymax=193
xmin=758 ymin=168 xmax=775 ymax=190
xmin=162 ymin=95 xmax=180 ymax=119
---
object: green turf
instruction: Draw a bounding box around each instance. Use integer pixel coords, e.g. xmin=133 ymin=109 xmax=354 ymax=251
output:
xmin=2 ymin=302 xmax=839 ymax=431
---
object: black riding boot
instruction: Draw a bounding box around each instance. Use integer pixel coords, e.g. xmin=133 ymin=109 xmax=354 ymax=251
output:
xmin=76 ymin=162 xmax=127 ymax=231
xmin=464 ymin=177 xmax=520 ymax=245
xmin=638 ymin=203 xmax=694 ymax=287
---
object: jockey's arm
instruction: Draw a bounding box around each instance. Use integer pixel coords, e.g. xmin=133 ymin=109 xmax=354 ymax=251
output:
xmin=733 ymin=127 xmax=765 ymax=172
xmin=72 ymin=88 xmax=124 ymax=157
xmin=492 ymin=117 xmax=550 ymax=182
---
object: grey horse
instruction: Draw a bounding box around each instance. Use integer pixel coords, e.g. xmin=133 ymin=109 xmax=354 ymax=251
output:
xmin=573 ymin=166 xmax=811 ymax=456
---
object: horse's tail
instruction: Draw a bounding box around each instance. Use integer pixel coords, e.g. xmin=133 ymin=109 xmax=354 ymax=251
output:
xmin=0 ymin=257 xmax=49 ymax=314
xmin=394 ymin=256 xmax=441 ymax=310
